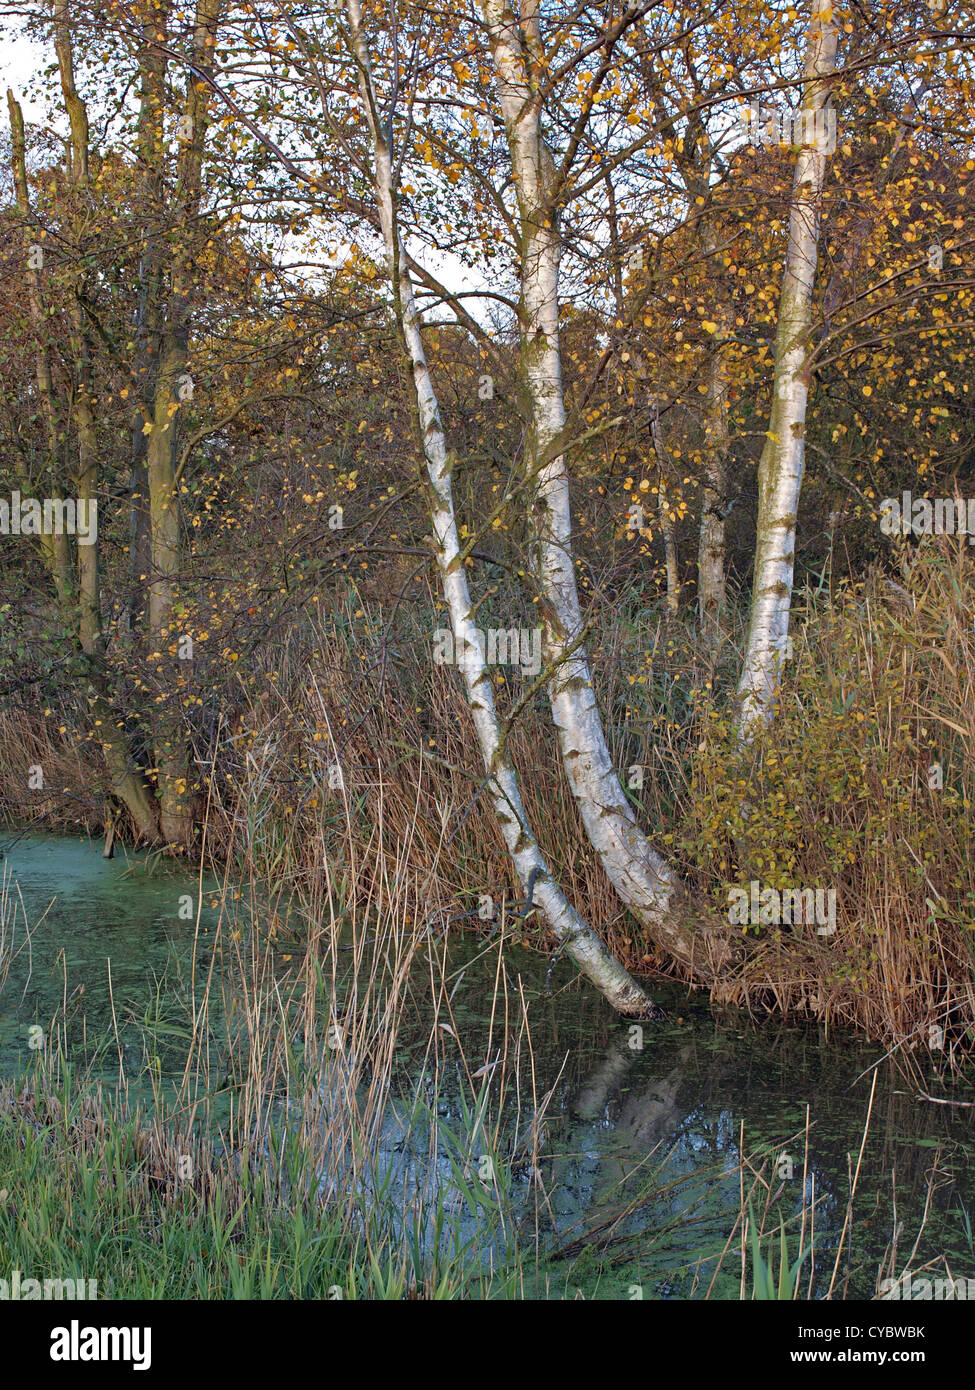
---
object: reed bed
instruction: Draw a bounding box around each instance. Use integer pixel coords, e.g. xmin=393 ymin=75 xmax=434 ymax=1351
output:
xmin=0 ymin=782 xmax=964 ymax=1299
xmin=1 ymin=542 xmax=973 ymax=1054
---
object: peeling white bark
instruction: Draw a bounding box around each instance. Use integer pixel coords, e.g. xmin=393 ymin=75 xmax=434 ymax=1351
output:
xmin=478 ymin=0 xmax=732 ymax=980
xmin=345 ymin=0 xmax=656 ymax=1015
xmin=737 ymin=0 xmax=838 ymax=737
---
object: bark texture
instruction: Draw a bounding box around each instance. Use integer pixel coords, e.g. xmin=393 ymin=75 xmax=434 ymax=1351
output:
xmin=51 ymin=2 xmax=161 ymax=841
xmin=146 ymin=0 xmax=222 ymax=845
xmin=736 ymin=0 xmax=838 ymax=736
xmin=346 ymin=0 xmax=659 ymax=1015
xmin=477 ymin=0 xmax=734 ymax=982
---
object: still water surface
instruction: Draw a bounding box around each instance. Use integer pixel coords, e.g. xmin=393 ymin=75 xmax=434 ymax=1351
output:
xmin=2 ymin=831 xmax=973 ymax=1298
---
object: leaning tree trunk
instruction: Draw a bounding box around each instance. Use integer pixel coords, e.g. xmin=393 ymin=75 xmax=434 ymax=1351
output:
xmin=736 ymin=0 xmax=838 ymax=738
xmin=344 ymin=0 xmax=657 ymax=1016
xmin=478 ymin=0 xmax=734 ymax=983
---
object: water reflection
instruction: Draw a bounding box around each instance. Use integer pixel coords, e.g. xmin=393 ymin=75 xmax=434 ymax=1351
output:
xmin=2 ymin=832 xmax=974 ymax=1297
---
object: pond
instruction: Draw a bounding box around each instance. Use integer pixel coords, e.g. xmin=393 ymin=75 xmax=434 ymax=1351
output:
xmin=1 ymin=830 xmax=973 ymax=1299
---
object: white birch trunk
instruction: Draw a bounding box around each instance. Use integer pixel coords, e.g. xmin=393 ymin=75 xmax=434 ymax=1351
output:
xmin=736 ymin=0 xmax=838 ymax=736
xmin=344 ymin=0 xmax=656 ymax=1015
xmin=478 ymin=0 xmax=733 ymax=980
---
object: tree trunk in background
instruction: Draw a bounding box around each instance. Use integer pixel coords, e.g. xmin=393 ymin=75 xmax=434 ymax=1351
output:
xmin=52 ymin=1 xmax=161 ymax=842
xmin=650 ymin=399 xmax=680 ymax=615
xmin=696 ymin=200 xmax=732 ymax=643
xmin=698 ymin=333 xmax=730 ymax=641
xmin=736 ymin=0 xmax=838 ymax=737
xmin=345 ymin=0 xmax=657 ymax=1015
xmin=127 ymin=9 xmax=170 ymax=639
xmin=671 ymin=122 xmax=732 ymax=644
xmin=146 ymin=0 xmax=221 ymax=847
xmin=7 ymin=89 xmax=73 ymax=603
xmin=478 ymin=0 xmax=734 ymax=984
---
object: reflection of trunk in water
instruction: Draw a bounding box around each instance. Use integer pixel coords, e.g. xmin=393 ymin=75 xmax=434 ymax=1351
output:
xmin=531 ymin=1029 xmax=694 ymax=1236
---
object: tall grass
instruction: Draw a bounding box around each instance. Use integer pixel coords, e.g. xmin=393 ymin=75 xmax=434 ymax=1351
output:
xmin=2 ymin=542 xmax=974 ymax=1053
xmin=681 ymin=542 xmax=975 ymax=1053
xmin=0 ymin=857 xmax=32 ymax=1001
xmin=0 ymin=787 xmax=961 ymax=1299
